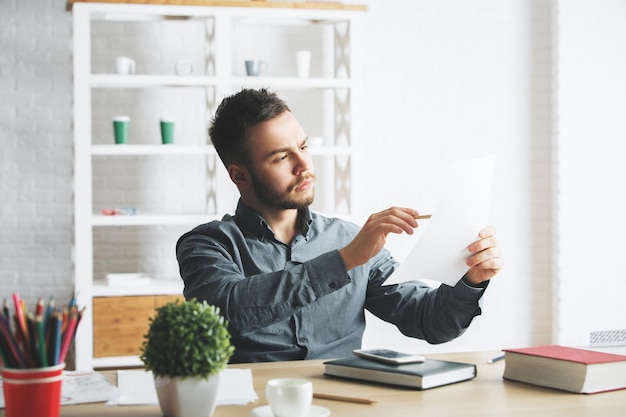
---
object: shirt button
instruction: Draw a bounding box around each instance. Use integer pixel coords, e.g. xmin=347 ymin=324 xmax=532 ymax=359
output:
xmin=299 ymin=337 xmax=307 ymax=344
xmin=329 ymin=282 xmax=337 ymax=289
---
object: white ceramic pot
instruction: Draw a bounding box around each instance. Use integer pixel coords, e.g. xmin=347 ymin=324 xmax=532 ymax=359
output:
xmin=154 ymin=373 xmax=220 ymax=417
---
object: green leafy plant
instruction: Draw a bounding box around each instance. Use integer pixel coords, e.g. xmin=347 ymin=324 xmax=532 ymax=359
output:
xmin=140 ymin=299 xmax=234 ymax=379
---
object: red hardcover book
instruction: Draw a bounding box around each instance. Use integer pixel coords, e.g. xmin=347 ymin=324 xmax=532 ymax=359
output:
xmin=503 ymin=345 xmax=626 ymax=394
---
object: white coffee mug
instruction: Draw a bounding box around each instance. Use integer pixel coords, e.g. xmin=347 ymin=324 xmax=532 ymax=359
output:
xmin=296 ymin=50 xmax=312 ymax=78
xmin=115 ymin=56 xmax=136 ymax=75
xmin=245 ymin=60 xmax=267 ymax=76
xmin=266 ymin=378 xmax=312 ymax=417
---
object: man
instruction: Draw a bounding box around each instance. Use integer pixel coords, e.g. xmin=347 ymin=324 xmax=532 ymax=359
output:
xmin=176 ymin=88 xmax=503 ymax=363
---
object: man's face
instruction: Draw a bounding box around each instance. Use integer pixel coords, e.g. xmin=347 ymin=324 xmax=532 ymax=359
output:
xmin=246 ymin=111 xmax=316 ymax=210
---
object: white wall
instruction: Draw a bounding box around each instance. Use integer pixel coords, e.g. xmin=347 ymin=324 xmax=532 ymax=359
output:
xmin=554 ymin=0 xmax=626 ymax=346
xmin=359 ymin=0 xmax=554 ymax=353
xmin=1 ymin=0 xmax=624 ymax=356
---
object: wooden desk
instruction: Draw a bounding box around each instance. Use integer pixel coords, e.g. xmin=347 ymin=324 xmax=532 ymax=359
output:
xmin=1 ymin=351 xmax=625 ymax=416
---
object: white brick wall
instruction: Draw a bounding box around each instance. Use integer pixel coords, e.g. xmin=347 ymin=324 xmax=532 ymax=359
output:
xmin=0 ymin=0 xmax=75 ymax=304
xmin=3 ymin=0 xmax=623 ymax=353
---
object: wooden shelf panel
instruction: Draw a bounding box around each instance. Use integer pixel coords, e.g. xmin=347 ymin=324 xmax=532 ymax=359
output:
xmin=68 ymin=1 xmax=367 ymax=12
xmin=93 ymin=294 xmax=184 ymax=358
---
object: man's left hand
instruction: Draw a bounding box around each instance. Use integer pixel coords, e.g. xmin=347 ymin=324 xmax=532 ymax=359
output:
xmin=464 ymin=226 xmax=503 ymax=285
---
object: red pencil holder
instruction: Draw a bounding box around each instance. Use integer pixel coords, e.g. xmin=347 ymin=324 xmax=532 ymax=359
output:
xmin=2 ymin=363 xmax=65 ymax=417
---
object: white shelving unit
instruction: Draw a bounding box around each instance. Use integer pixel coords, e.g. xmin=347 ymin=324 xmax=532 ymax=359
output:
xmin=71 ymin=1 xmax=365 ymax=370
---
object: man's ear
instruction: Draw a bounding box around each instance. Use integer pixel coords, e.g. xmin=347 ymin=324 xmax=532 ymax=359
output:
xmin=227 ymin=163 xmax=249 ymax=186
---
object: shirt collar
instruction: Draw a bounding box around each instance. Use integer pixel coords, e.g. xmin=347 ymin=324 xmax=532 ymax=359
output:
xmin=234 ymin=199 xmax=313 ymax=241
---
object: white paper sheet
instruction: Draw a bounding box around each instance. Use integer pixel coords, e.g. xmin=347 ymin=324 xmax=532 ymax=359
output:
xmin=214 ymin=368 xmax=259 ymax=405
xmin=62 ymin=371 xmax=122 ymax=404
xmin=109 ymin=370 xmax=158 ymax=405
xmin=108 ymin=368 xmax=258 ymax=406
xmin=386 ymin=155 xmax=496 ymax=286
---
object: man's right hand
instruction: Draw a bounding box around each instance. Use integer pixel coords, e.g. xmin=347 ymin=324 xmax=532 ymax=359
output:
xmin=339 ymin=207 xmax=425 ymax=271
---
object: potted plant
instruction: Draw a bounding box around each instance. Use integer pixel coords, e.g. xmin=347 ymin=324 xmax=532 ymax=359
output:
xmin=140 ymin=299 xmax=235 ymax=417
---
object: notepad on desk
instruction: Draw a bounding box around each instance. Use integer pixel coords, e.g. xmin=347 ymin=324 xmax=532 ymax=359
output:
xmin=323 ymin=356 xmax=476 ymax=390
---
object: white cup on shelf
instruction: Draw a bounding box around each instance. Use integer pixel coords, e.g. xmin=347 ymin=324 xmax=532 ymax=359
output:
xmin=115 ymin=56 xmax=136 ymax=74
xmin=245 ymin=60 xmax=267 ymax=76
xmin=295 ymin=50 xmax=311 ymax=78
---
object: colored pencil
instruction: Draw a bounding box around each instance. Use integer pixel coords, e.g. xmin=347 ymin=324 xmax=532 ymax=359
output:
xmin=68 ymin=293 xmax=77 ymax=309
xmin=0 ymin=335 xmax=11 ymax=366
xmin=487 ymin=354 xmax=505 ymax=364
xmin=12 ymin=293 xmax=30 ymax=346
xmin=59 ymin=309 xmax=78 ymax=364
xmin=0 ymin=293 xmax=82 ymax=368
xmin=36 ymin=297 xmax=44 ymax=317
xmin=13 ymin=314 xmax=36 ymax=368
xmin=52 ymin=312 xmax=63 ymax=365
xmin=43 ymin=296 xmax=55 ymax=335
xmin=0 ymin=314 xmax=26 ymax=368
xmin=26 ymin=314 xmax=41 ymax=367
xmin=36 ymin=316 xmax=48 ymax=367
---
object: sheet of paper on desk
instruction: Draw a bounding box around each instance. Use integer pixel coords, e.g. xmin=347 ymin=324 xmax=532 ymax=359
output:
xmin=62 ymin=371 xmax=121 ymax=404
xmin=215 ymin=368 xmax=259 ymax=404
xmin=109 ymin=370 xmax=158 ymax=405
xmin=109 ymin=368 xmax=258 ymax=406
xmin=386 ymin=155 xmax=496 ymax=286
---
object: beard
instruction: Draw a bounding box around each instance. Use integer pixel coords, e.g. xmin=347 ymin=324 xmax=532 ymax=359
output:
xmin=249 ymin=170 xmax=315 ymax=210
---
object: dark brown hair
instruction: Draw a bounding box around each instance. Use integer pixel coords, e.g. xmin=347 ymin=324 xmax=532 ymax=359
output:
xmin=209 ymin=88 xmax=290 ymax=168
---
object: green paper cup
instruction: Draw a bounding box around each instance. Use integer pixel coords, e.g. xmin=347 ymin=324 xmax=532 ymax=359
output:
xmin=160 ymin=119 xmax=175 ymax=145
xmin=113 ymin=116 xmax=130 ymax=144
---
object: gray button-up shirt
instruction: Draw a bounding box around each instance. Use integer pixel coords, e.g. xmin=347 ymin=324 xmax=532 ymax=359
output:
xmin=176 ymin=201 xmax=486 ymax=363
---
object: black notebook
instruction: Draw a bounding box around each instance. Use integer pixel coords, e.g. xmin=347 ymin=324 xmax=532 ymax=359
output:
xmin=324 ymin=356 xmax=476 ymax=390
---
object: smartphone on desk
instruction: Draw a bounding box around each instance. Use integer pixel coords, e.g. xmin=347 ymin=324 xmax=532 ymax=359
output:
xmin=353 ymin=349 xmax=426 ymax=365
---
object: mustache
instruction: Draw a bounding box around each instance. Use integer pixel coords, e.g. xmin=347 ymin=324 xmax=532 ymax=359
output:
xmin=293 ymin=173 xmax=316 ymax=187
